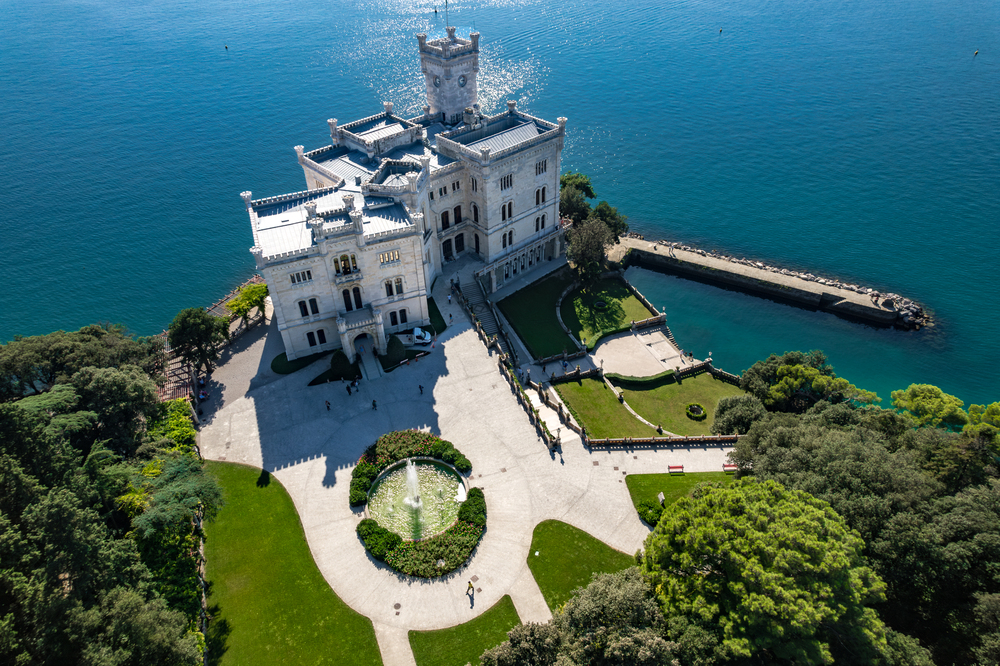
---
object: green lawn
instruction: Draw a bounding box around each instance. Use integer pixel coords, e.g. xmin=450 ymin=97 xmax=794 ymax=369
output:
xmin=527 ymin=520 xmax=635 ymax=612
xmin=625 ymin=472 xmax=734 ymax=513
xmin=497 ymin=269 xmax=577 ymax=358
xmin=614 ymin=372 xmax=744 ymax=436
xmin=409 ymin=595 xmax=521 ymax=666
xmin=270 ymin=350 xmax=331 ymax=375
xmin=204 ymin=462 xmax=382 ymax=666
xmin=554 ymin=378 xmax=657 ymax=439
xmin=427 ymin=297 xmax=447 ymax=336
xmin=560 ymin=279 xmax=654 ymax=350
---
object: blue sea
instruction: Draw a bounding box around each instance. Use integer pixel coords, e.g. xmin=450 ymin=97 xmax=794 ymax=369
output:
xmin=1 ymin=0 xmax=997 ymax=405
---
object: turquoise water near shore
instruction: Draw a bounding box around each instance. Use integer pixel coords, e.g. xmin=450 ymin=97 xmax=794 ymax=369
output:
xmin=1 ymin=0 xmax=997 ymax=404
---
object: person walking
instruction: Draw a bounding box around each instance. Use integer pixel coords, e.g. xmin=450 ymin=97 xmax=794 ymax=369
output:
xmin=372 ymin=399 xmax=377 ymax=411
xmin=346 ymin=385 xmax=352 ymax=396
xmin=467 ymin=581 xmax=475 ymax=594
xmin=448 ymin=294 xmax=452 ymax=305
xmin=325 ymin=400 xmax=330 ymax=411
xmin=418 ymin=384 xmax=424 ymax=394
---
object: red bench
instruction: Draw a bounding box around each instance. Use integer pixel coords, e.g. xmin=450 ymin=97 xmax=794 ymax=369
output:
xmin=668 ymin=465 xmax=684 ymax=474
xmin=723 ymin=463 xmax=737 ymax=473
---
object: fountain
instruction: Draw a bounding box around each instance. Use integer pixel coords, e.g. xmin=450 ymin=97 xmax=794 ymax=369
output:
xmin=367 ymin=459 xmax=466 ymax=540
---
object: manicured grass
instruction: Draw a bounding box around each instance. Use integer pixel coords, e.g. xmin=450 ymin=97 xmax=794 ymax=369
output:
xmin=560 ymin=279 xmax=654 ymax=350
xmin=270 ymin=350 xmax=331 ymax=375
xmin=379 ymin=348 xmax=424 ymax=372
xmin=204 ymin=462 xmax=381 ymax=666
xmin=497 ymin=269 xmax=577 ymax=358
xmin=625 ymin=472 xmax=734 ymax=513
xmin=409 ymin=595 xmax=521 ymax=666
xmin=554 ymin=377 xmax=657 ymax=439
xmin=527 ymin=520 xmax=635 ymax=612
xmin=614 ymin=372 xmax=744 ymax=436
xmin=427 ymin=297 xmax=447 ymax=335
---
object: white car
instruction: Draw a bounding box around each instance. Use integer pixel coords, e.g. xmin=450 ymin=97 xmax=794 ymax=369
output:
xmin=412 ymin=327 xmax=433 ymax=345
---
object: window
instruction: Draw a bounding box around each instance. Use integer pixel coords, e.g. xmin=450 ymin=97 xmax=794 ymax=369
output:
xmin=451 ymin=181 xmax=460 ymax=192
xmin=535 ymin=217 xmax=540 ymax=232
xmin=309 ymin=298 xmax=319 ymax=315
xmin=317 ymin=329 xmax=326 ymax=344
xmin=508 ymin=230 xmax=513 ymax=247
xmin=471 ymin=177 xmax=478 ymax=192
xmin=501 ymin=205 xmax=507 ymax=222
xmin=535 ymin=187 xmax=547 ymax=206
xmin=500 ymin=174 xmax=513 ymax=190
xmin=536 ymin=159 xmax=547 ymax=175
xmin=353 ymin=287 xmax=362 ymax=309
xmin=395 ymin=277 xmax=403 ymax=295
xmin=441 ymin=210 xmax=450 ymax=230
xmin=385 ymin=280 xmax=394 ymax=297
xmin=542 ymin=186 xmax=546 ymax=202
xmin=342 ymin=289 xmax=353 ymax=312
xmin=438 ymin=186 xmax=447 ymax=197
xmin=379 ymin=250 xmax=400 ymax=264
xmin=351 ymin=255 xmax=358 ymax=271
xmin=307 ymin=332 xmax=317 ymax=347
xmin=455 ymin=234 xmax=464 ymax=252
xmin=472 ymin=203 xmax=479 ymax=224
xmin=298 ymin=301 xmax=309 ymax=317
xmin=390 ymin=311 xmax=398 ymax=326
xmin=541 ymin=213 xmax=546 ymax=229
xmin=429 ymin=191 xmax=434 ymax=201
xmin=502 ymin=234 xmax=507 ymax=249
xmin=454 ymin=205 xmax=461 ymax=225
xmin=335 ymin=254 xmax=356 ymax=275
xmin=290 ymin=269 xmax=313 ymax=284
xmin=399 ymin=309 xmax=408 ymax=324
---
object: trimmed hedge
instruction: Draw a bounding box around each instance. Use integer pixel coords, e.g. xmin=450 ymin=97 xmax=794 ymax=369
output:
xmin=637 ymin=500 xmax=664 ymax=526
xmin=330 ymin=349 xmax=356 ymax=378
xmin=686 ymin=403 xmax=707 ymax=421
xmin=457 ymin=487 xmax=486 ymax=527
xmin=382 ymin=334 xmax=406 ymax=367
xmin=606 ymin=368 xmax=677 ymax=391
xmin=357 ymin=518 xmax=403 ymax=560
xmin=385 ymin=520 xmax=485 ymax=577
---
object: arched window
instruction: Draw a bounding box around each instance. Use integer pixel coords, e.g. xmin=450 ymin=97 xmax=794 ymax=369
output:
xmin=350 ymin=254 xmax=358 ymax=271
xmin=307 ymin=332 xmax=317 ymax=347
xmin=385 ymin=280 xmax=394 ymax=297
xmin=340 ymin=254 xmax=351 ymax=274
xmin=507 ymin=202 xmax=513 ymax=219
xmin=441 ymin=210 xmax=450 ymax=230
xmin=454 ymin=205 xmax=461 ymax=224
xmin=501 ymin=205 xmax=507 ymax=222
xmin=342 ymin=289 xmax=353 ymax=312
xmin=333 ymin=258 xmax=341 ymax=274
xmin=541 ymin=214 xmax=546 ymax=229
xmin=309 ymin=298 xmax=319 ymax=315
xmin=317 ymin=329 xmax=326 ymax=344
xmin=472 ymin=203 xmax=479 ymax=224
xmin=535 ymin=189 xmax=540 ymax=206
xmin=395 ymin=277 xmax=403 ymax=295
xmin=400 ymin=309 xmax=408 ymax=324
xmin=353 ymin=287 xmax=362 ymax=310
xmin=298 ymin=301 xmax=309 ymax=317
xmin=541 ymin=186 xmax=546 ymax=203
xmin=502 ymin=234 xmax=507 ymax=249
xmin=508 ymin=230 xmax=513 ymax=246
xmin=535 ymin=217 xmax=539 ymax=232
xmin=389 ymin=311 xmax=398 ymax=326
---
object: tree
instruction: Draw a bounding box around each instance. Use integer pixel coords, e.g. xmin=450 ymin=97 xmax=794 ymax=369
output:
xmin=167 ymin=308 xmax=228 ymax=373
xmin=710 ymin=394 xmax=767 ymax=435
xmin=739 ymin=350 xmax=832 ymax=405
xmin=560 ymin=171 xmax=596 ymax=199
xmin=482 ymin=568 xmax=678 ymax=666
xmin=891 ymin=383 xmax=968 ymax=430
xmin=71 ymin=365 xmax=159 ymax=456
xmin=642 ymin=478 xmax=891 ymax=664
xmin=566 ymin=215 xmax=613 ymax=285
xmin=592 ymin=200 xmax=628 ymax=243
xmin=767 ymin=364 xmax=880 ymax=411
xmin=560 ymin=186 xmax=591 ymax=224
xmin=225 ymin=282 xmax=269 ymax=328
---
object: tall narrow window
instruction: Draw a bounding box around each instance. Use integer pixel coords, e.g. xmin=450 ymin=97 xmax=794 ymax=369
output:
xmin=340 ymin=254 xmax=351 ymax=274
xmin=441 ymin=210 xmax=450 ymax=230
xmin=353 ymin=287 xmax=362 ymax=310
xmin=535 ymin=217 xmax=540 ymax=232
xmin=501 ymin=205 xmax=507 ymax=222
xmin=507 ymin=202 xmax=513 ymax=219
xmin=502 ymin=234 xmax=507 ymax=249
xmin=298 ymin=301 xmax=309 ymax=317
xmin=472 ymin=203 xmax=479 ymax=224
xmin=389 ymin=311 xmax=398 ymax=326
xmin=334 ymin=258 xmax=341 ymax=275
xmin=541 ymin=186 xmax=546 ymax=203
xmin=400 ymin=309 xmax=408 ymax=324
xmin=385 ymin=280 xmax=394 ymax=297
xmin=541 ymin=214 xmax=546 ymax=229
xmin=350 ymin=255 xmax=358 ymax=271
xmin=317 ymin=329 xmax=327 ymax=344
xmin=454 ymin=205 xmax=461 ymax=224
xmin=395 ymin=277 xmax=403 ymax=295
xmin=307 ymin=332 xmax=317 ymax=347
xmin=309 ymin=298 xmax=319 ymax=315
xmin=508 ymin=230 xmax=513 ymax=246
xmin=535 ymin=189 xmax=540 ymax=206
xmin=343 ymin=289 xmax=353 ymax=312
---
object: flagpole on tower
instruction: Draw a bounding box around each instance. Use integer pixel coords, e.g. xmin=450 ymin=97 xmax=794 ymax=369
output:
xmin=444 ymin=0 xmax=449 ymax=30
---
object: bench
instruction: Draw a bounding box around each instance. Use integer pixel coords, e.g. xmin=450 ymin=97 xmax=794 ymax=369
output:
xmin=668 ymin=465 xmax=684 ymax=474
xmin=723 ymin=463 xmax=737 ymax=473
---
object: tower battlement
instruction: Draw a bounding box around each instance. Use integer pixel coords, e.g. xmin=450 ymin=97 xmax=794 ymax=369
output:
xmin=417 ymin=28 xmax=480 ymax=125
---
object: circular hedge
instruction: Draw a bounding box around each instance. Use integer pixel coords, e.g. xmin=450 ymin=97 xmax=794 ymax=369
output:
xmin=350 ymin=430 xmax=485 ymax=577
xmin=686 ymin=403 xmax=707 ymax=421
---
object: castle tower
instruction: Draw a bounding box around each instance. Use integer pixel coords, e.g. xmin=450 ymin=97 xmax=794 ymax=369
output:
xmin=416 ymin=28 xmax=479 ymax=125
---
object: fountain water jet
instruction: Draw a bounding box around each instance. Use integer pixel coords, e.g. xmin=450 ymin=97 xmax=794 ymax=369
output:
xmin=403 ymin=459 xmax=423 ymax=513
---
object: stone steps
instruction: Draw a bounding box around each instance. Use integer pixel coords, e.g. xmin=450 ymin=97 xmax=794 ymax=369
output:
xmin=464 ymin=282 xmax=511 ymax=357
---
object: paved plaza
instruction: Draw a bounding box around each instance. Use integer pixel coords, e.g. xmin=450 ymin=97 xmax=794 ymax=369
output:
xmin=198 ymin=274 xmax=731 ymax=666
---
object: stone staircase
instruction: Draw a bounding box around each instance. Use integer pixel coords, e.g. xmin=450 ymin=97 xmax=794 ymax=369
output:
xmin=464 ymin=280 xmax=512 ymax=358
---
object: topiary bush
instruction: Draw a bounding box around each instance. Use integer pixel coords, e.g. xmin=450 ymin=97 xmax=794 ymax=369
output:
xmin=356 ymin=519 xmax=403 ymax=560
xmin=457 ymin=487 xmax=486 ymax=527
xmin=453 ymin=456 xmax=472 ymax=473
xmin=686 ymin=403 xmax=707 ymax=421
xmin=637 ymin=499 xmax=664 ymax=525
xmin=329 ymin=349 xmax=356 ymax=379
xmin=382 ymin=334 xmax=406 ymax=367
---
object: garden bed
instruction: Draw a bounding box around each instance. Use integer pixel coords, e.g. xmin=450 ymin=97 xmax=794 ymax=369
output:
xmin=560 ymin=278 xmax=654 ymax=350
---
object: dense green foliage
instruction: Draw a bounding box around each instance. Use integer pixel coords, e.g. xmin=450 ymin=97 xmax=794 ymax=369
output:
xmin=643 ymin=478 xmax=891 ymax=664
xmin=566 ymin=216 xmax=613 ymax=285
xmin=482 ymin=568 xmax=677 ymax=666
xmin=168 ymin=307 xmax=229 ymax=372
xmin=224 ymin=282 xmax=268 ymax=327
xmin=356 ymin=518 xmax=403 ymax=560
xmin=526 ymin=520 xmax=635 ymax=612
xmin=891 ymin=383 xmax=969 ymax=429
xmin=381 ymin=334 xmax=406 ymax=367
xmin=0 ymin=332 xmax=222 ymax=664
xmin=636 ymin=499 xmax=664 ymax=525
xmin=385 ymin=520 xmax=486 ymax=577
xmin=560 ymin=278 xmax=653 ymax=349
xmin=458 ymin=487 xmax=487 ymax=526
xmin=559 ymin=172 xmax=628 ymax=242
xmin=204 ymin=462 xmax=382 ymax=666
xmin=410 ymin=595 xmax=521 ymax=666
xmin=625 ymin=472 xmax=734 ymax=526
xmin=684 ymin=403 xmax=706 ymax=420
xmin=559 ymin=172 xmax=596 ymax=199
xmin=559 ymin=186 xmax=592 ymax=225
xmin=739 ymin=350 xmax=878 ymax=411
xmin=710 ymin=394 xmax=767 ymax=435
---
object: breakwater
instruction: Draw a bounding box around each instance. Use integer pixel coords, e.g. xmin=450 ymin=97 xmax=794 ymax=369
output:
xmin=609 ymin=237 xmax=929 ymax=330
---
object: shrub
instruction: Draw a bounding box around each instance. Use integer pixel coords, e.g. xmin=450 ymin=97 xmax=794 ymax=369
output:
xmin=711 ymin=394 xmax=767 ymax=435
xmin=686 ymin=403 xmax=707 ymax=421
xmin=382 ymin=335 xmax=406 ymax=367
xmin=349 ymin=488 xmax=368 ymax=507
xmin=356 ymin=519 xmax=402 ymax=560
xmin=453 ymin=456 xmax=472 ymax=473
xmin=328 ymin=349 xmax=356 ymax=379
xmin=441 ymin=446 xmax=459 ymax=464
xmin=458 ymin=487 xmax=486 ymax=526
xmin=384 ymin=521 xmax=485 ymax=577
xmin=147 ymin=399 xmax=196 ymax=451
xmin=637 ymin=499 xmax=663 ymax=525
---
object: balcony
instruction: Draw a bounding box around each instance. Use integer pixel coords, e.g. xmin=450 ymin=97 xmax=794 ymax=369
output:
xmin=333 ymin=270 xmax=363 ymax=286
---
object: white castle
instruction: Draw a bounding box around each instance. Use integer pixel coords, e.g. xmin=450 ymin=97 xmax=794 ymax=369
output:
xmin=243 ymin=28 xmax=567 ymax=361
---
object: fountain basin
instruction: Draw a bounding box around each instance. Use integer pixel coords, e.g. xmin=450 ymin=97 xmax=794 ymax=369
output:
xmin=366 ymin=458 xmax=468 ymax=541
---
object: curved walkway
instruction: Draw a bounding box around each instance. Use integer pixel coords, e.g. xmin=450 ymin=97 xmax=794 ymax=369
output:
xmin=197 ymin=276 xmax=730 ymax=665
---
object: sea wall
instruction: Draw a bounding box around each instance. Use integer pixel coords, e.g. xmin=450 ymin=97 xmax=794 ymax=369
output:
xmin=610 ymin=237 xmax=928 ymax=329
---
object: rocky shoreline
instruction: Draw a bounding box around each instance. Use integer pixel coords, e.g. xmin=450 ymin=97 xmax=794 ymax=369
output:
xmin=617 ymin=233 xmax=930 ymax=330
